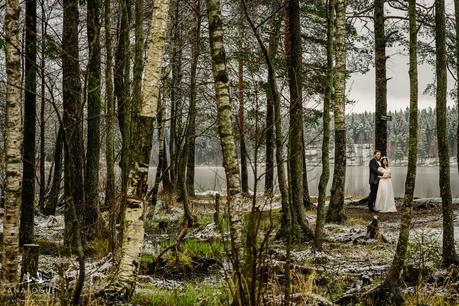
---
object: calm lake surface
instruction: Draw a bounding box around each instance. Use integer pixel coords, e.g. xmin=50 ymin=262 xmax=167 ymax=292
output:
xmin=148 ymin=165 xmax=459 ymax=198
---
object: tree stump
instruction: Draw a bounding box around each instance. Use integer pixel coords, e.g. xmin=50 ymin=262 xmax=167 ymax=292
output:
xmin=365 ymin=216 xmax=388 ymax=242
xmin=21 ymin=243 xmax=40 ymax=280
xmin=353 ymin=216 xmax=388 ymax=244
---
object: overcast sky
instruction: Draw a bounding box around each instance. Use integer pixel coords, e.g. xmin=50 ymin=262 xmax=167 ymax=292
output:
xmin=348 ymin=54 xmax=456 ymax=113
xmin=347 ymin=0 xmax=457 ymax=114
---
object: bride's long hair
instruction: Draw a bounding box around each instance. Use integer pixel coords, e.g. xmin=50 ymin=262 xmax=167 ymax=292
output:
xmin=381 ymin=157 xmax=389 ymax=169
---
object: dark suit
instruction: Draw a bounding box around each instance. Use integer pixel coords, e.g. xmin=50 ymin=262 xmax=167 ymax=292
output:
xmin=368 ymin=158 xmax=384 ymax=211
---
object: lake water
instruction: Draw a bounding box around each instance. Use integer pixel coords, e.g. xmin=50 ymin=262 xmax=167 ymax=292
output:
xmin=148 ymin=165 xmax=459 ymax=198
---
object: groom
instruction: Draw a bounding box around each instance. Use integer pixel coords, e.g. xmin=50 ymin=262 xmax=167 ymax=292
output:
xmin=368 ymin=150 xmax=384 ymax=212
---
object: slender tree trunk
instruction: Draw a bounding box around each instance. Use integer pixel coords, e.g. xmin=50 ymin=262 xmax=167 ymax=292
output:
xmin=285 ymin=0 xmax=313 ymax=240
xmin=39 ymin=0 xmax=46 ymax=212
xmin=84 ymin=0 xmax=102 ymax=237
xmin=131 ymin=0 xmax=151 ymax=169
xmin=383 ymin=0 xmax=418 ymax=288
xmin=1 ymin=0 xmax=22 ymax=294
xmin=43 ymin=126 xmax=64 ymax=216
xmin=20 ymin=0 xmax=37 ymax=246
xmin=455 ymin=0 xmax=459 ymax=174
xmin=205 ymin=0 xmax=246 ymax=301
xmin=263 ymin=14 xmax=281 ymax=196
xmin=169 ymin=0 xmax=183 ymax=190
xmin=302 ymin=130 xmax=312 ymax=209
xmin=107 ymin=0 xmax=170 ymax=299
xmin=186 ymin=0 xmax=202 ymax=197
xmin=115 ymin=0 xmax=131 ymax=199
xmin=62 ymin=0 xmax=85 ymax=246
xmin=374 ymin=0 xmax=387 ymax=155
xmin=238 ymin=55 xmax=249 ymax=195
xmin=326 ymin=0 xmax=347 ymax=224
xmin=240 ymin=4 xmax=293 ymax=298
xmin=314 ymin=0 xmax=334 ymax=251
xmin=104 ymin=0 xmax=117 ymax=251
xmin=151 ymin=102 xmax=166 ymax=206
xmin=435 ymin=0 xmax=459 ymax=266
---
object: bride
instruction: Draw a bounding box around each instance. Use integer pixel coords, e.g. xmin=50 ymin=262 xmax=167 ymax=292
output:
xmin=375 ymin=157 xmax=397 ymax=212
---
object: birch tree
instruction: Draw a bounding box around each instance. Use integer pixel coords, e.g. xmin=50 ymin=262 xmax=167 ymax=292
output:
xmin=1 ymin=0 xmax=22 ymax=294
xmin=205 ymin=0 xmax=246 ymax=299
xmin=106 ymin=0 xmax=171 ymax=299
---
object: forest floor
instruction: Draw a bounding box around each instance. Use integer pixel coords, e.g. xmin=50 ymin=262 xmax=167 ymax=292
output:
xmin=0 ymin=196 xmax=458 ymax=305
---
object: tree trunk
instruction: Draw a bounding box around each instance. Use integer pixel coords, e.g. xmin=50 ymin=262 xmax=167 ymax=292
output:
xmin=84 ymin=0 xmax=102 ymax=238
xmin=62 ymin=0 xmax=84 ymax=247
xmin=302 ymin=130 xmax=312 ymax=209
xmin=38 ymin=1 xmax=46 ymax=212
xmin=20 ymin=0 xmax=37 ymax=246
xmin=326 ymin=0 xmax=347 ymax=224
xmin=43 ymin=126 xmax=64 ymax=216
xmin=115 ymin=0 xmax=131 ymax=199
xmin=151 ymin=102 xmax=166 ymax=206
xmin=455 ymin=0 xmax=459 ymax=176
xmin=383 ymin=0 xmax=418 ymax=288
xmin=205 ymin=0 xmax=246 ymax=300
xmin=186 ymin=0 xmax=202 ymax=197
xmin=107 ymin=0 xmax=170 ymax=299
xmin=285 ymin=0 xmax=313 ymax=240
xmin=238 ymin=55 xmax=249 ymax=196
xmin=104 ymin=0 xmax=117 ymax=251
xmin=1 ymin=0 xmax=22 ymax=294
xmin=374 ymin=0 xmax=387 ymax=155
xmin=435 ymin=0 xmax=459 ymax=267
xmin=169 ymin=0 xmax=183 ymax=191
xmin=263 ymin=15 xmax=281 ymax=196
xmin=314 ymin=0 xmax=334 ymax=251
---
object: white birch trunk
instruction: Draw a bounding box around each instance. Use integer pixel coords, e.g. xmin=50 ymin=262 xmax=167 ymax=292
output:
xmin=1 ymin=0 xmax=22 ymax=295
xmin=106 ymin=0 xmax=170 ymax=300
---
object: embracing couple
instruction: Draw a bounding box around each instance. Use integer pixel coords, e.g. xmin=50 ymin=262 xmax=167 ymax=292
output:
xmin=368 ymin=150 xmax=397 ymax=213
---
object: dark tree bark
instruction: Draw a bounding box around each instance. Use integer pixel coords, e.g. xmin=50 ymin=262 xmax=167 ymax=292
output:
xmin=238 ymin=55 xmax=249 ymax=196
xmin=151 ymin=102 xmax=166 ymax=206
xmin=115 ymin=0 xmax=131 ymax=198
xmin=20 ymin=0 xmax=38 ymax=246
xmin=61 ymin=0 xmax=86 ymax=302
xmin=62 ymin=0 xmax=85 ymax=246
xmin=435 ymin=0 xmax=459 ymax=266
xmin=169 ymin=0 xmax=183 ymax=190
xmin=374 ymin=0 xmax=387 ymax=155
xmin=326 ymin=0 xmax=347 ymax=224
xmin=104 ymin=0 xmax=116 ymax=251
xmin=302 ymin=130 xmax=312 ymax=209
xmin=84 ymin=0 xmax=102 ymax=237
xmin=314 ymin=0 xmax=334 ymax=251
xmin=185 ymin=0 xmax=202 ymax=197
xmin=38 ymin=0 xmax=46 ymax=212
xmin=455 ymin=0 xmax=459 ymax=175
xmin=285 ymin=0 xmax=313 ymax=240
xmin=43 ymin=126 xmax=64 ymax=216
xmin=383 ymin=0 xmax=418 ymax=288
xmin=263 ymin=13 xmax=281 ymax=196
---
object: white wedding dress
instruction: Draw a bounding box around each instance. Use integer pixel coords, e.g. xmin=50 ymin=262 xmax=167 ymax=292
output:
xmin=375 ymin=167 xmax=397 ymax=212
